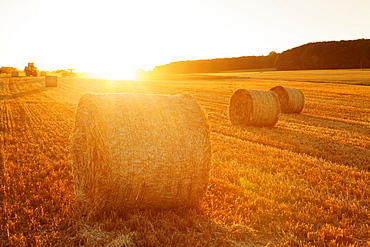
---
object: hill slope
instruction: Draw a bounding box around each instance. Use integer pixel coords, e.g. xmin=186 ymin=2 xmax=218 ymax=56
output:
xmin=151 ymin=39 xmax=370 ymax=74
xmin=276 ymin=39 xmax=370 ymax=70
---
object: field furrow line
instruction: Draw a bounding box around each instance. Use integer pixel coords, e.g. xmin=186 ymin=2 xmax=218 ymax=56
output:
xmin=211 ymin=121 xmax=370 ymax=171
xmin=211 ymin=124 xmax=297 ymax=156
xmin=211 ymin=128 xmax=370 ymax=203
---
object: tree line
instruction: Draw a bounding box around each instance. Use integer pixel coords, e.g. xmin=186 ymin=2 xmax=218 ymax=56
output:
xmin=275 ymin=39 xmax=370 ymax=70
xmin=151 ymin=52 xmax=278 ymax=74
xmin=151 ymin=39 xmax=370 ymax=74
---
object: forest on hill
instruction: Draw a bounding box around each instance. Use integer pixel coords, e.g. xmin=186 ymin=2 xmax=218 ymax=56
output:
xmin=151 ymin=39 xmax=370 ymax=74
xmin=151 ymin=53 xmax=278 ymax=74
xmin=276 ymin=39 xmax=370 ymax=70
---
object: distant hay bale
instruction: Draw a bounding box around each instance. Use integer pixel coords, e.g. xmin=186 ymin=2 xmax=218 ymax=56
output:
xmin=40 ymin=71 xmax=46 ymax=76
xmin=229 ymin=89 xmax=280 ymax=126
xmin=45 ymin=75 xmax=58 ymax=87
xmin=11 ymin=71 xmax=18 ymax=77
xmin=270 ymin=86 xmax=304 ymax=113
xmin=71 ymin=93 xmax=211 ymax=212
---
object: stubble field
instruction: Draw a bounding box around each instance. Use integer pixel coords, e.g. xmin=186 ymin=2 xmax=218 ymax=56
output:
xmin=1 ymin=69 xmax=370 ymax=246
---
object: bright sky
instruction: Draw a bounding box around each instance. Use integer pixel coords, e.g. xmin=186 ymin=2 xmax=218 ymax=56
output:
xmin=1 ymin=0 xmax=369 ymax=79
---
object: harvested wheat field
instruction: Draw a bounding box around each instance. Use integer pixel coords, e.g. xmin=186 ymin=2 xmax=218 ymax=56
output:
xmin=1 ymin=69 xmax=370 ymax=246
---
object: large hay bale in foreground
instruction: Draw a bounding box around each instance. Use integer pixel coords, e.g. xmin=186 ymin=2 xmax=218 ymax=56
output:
xmin=229 ymin=89 xmax=280 ymax=126
xmin=71 ymin=93 xmax=211 ymax=212
xmin=270 ymin=86 xmax=304 ymax=113
xmin=45 ymin=75 xmax=58 ymax=87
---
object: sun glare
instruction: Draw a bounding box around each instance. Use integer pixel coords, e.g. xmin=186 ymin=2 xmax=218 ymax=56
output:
xmin=89 ymin=69 xmax=138 ymax=81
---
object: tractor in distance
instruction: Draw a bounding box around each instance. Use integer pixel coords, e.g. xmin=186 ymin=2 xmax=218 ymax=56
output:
xmin=62 ymin=69 xmax=76 ymax=78
xmin=24 ymin=62 xmax=38 ymax=76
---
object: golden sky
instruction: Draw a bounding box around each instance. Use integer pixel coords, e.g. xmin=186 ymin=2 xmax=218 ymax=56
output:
xmin=1 ymin=0 xmax=369 ymax=79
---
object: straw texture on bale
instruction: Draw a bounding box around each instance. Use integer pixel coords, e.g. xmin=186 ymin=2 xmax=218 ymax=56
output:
xmin=71 ymin=93 xmax=211 ymax=212
xmin=229 ymin=89 xmax=280 ymax=126
xmin=270 ymin=86 xmax=304 ymax=113
xmin=45 ymin=75 xmax=57 ymax=87
xmin=11 ymin=71 xmax=18 ymax=77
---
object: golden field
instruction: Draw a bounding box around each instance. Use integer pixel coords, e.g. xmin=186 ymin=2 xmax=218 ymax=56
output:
xmin=0 ymin=69 xmax=369 ymax=246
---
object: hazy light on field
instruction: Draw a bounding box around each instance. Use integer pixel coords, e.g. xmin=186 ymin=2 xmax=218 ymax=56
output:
xmin=0 ymin=0 xmax=369 ymax=79
xmin=88 ymin=70 xmax=138 ymax=81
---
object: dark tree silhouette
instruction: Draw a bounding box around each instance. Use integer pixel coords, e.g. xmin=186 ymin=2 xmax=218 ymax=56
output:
xmin=276 ymin=39 xmax=370 ymax=70
xmin=152 ymin=53 xmax=277 ymax=75
xmin=150 ymin=39 xmax=370 ymax=74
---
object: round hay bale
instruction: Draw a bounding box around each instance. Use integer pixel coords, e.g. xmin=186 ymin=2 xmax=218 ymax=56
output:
xmin=11 ymin=71 xmax=19 ymax=77
xmin=71 ymin=93 xmax=211 ymax=212
xmin=270 ymin=86 xmax=304 ymax=113
xmin=229 ymin=89 xmax=280 ymax=127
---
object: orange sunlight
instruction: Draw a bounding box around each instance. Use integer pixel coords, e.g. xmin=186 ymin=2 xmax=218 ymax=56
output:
xmin=88 ymin=69 xmax=138 ymax=81
xmin=2 ymin=0 xmax=369 ymax=81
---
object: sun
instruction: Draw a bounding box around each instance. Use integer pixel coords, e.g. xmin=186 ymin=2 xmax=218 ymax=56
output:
xmin=74 ymin=58 xmax=142 ymax=81
xmin=89 ymin=68 xmax=138 ymax=81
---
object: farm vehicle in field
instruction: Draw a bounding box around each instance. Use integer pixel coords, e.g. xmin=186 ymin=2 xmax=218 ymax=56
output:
xmin=62 ymin=69 xmax=76 ymax=78
xmin=24 ymin=62 xmax=38 ymax=76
